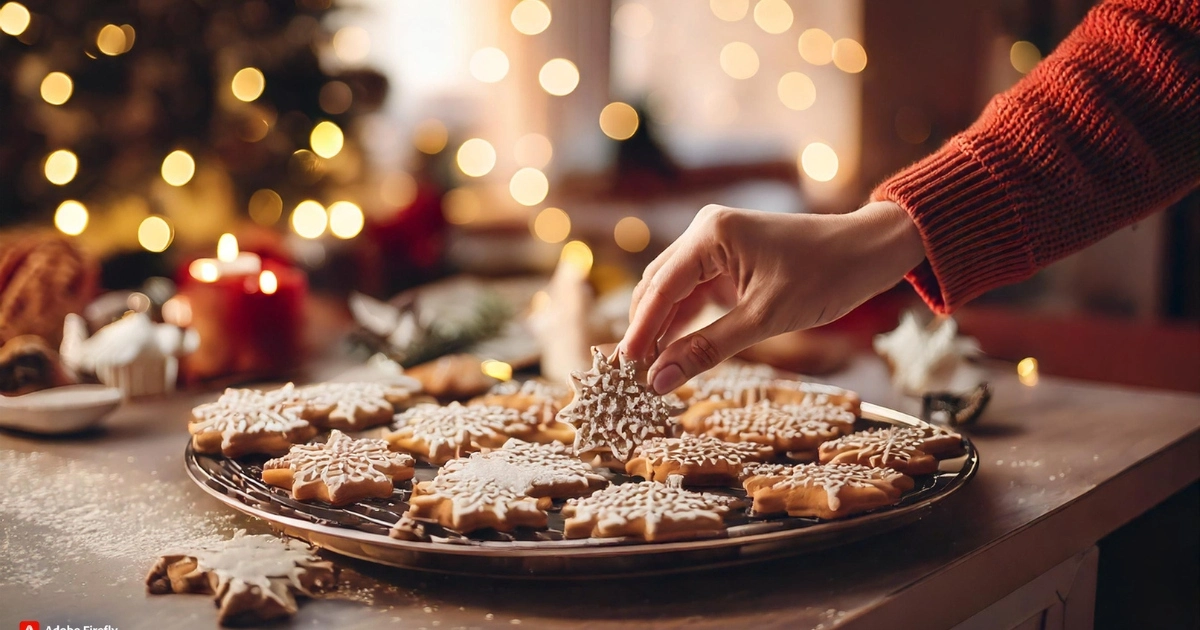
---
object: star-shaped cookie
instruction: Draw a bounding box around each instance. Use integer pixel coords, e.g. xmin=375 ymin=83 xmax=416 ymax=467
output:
xmin=626 ymin=434 xmax=772 ymax=486
xmin=294 ymin=380 xmax=423 ymax=430
xmin=262 ymin=430 xmax=415 ymax=506
xmin=189 ymin=384 xmax=316 ymax=457
xmin=818 ymin=425 xmax=963 ymax=476
xmin=742 ymin=462 xmax=914 ymax=519
xmin=562 ymin=481 xmax=735 ymax=541
xmin=385 ymin=402 xmax=533 ymax=464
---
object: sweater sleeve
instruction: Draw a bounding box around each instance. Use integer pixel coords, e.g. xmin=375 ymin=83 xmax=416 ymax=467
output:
xmin=871 ymin=0 xmax=1200 ymax=314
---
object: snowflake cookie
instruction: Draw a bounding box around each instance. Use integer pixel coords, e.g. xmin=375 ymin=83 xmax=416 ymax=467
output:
xmin=681 ymin=400 xmax=857 ymax=457
xmin=562 ymin=481 xmax=734 ymax=542
xmin=674 ymin=360 xmax=861 ymax=413
xmin=625 ymin=433 xmax=772 ymax=486
xmin=262 ymin=430 xmax=415 ymax=506
xmin=189 ymin=384 xmax=316 ymax=457
xmin=818 ymin=425 xmax=963 ymax=476
xmin=406 ymin=468 xmax=548 ymax=533
xmin=385 ymin=402 xmax=533 ymax=464
xmin=742 ymin=462 xmax=914 ymax=520
xmin=469 ymin=378 xmax=576 ymax=444
xmin=294 ymin=380 xmax=423 ymax=430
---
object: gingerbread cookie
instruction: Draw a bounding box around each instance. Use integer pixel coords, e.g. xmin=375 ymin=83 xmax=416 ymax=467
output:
xmin=406 ymin=470 xmax=548 ymax=533
xmin=385 ymin=402 xmax=532 ymax=464
xmin=818 ymin=425 xmax=963 ymax=476
xmin=626 ymin=434 xmax=771 ymax=486
xmin=557 ymin=347 xmax=676 ymax=463
xmin=436 ymin=439 xmax=607 ymax=500
xmin=562 ymin=482 xmax=734 ymax=542
xmin=675 ymin=360 xmax=861 ymax=413
xmin=406 ymin=353 xmax=497 ymax=399
xmin=743 ymin=463 xmax=914 ymax=520
xmin=189 ymin=385 xmax=316 ymax=457
xmin=470 ymin=378 xmax=576 ymax=444
xmin=682 ymin=400 xmax=857 ymax=459
xmin=146 ymin=530 xmax=336 ymax=625
xmin=294 ymin=380 xmax=420 ymax=430
xmin=262 ymin=430 xmax=415 ymax=506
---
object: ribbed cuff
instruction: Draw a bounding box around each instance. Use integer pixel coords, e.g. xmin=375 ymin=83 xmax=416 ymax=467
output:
xmin=871 ymin=140 xmax=1036 ymax=314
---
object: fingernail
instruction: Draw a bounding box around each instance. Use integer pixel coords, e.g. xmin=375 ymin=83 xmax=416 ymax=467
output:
xmin=651 ymin=364 xmax=686 ymax=395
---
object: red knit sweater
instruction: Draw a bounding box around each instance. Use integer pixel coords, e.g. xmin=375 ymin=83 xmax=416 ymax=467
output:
xmin=872 ymin=0 xmax=1200 ymax=314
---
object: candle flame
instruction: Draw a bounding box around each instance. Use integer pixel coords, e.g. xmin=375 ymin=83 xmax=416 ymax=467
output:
xmin=189 ymin=260 xmax=220 ymax=283
xmin=259 ymin=270 xmax=278 ymax=295
xmin=217 ymin=233 xmax=239 ymax=262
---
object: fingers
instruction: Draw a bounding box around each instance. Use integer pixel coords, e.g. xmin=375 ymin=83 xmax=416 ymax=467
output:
xmin=647 ymin=302 xmax=769 ymax=394
xmin=621 ymin=236 xmax=717 ymax=362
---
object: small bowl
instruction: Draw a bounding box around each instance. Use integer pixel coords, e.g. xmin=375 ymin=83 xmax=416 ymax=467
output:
xmin=0 ymin=384 xmax=123 ymax=435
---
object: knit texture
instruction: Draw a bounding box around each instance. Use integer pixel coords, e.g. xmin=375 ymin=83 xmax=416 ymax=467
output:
xmin=873 ymin=0 xmax=1200 ymax=313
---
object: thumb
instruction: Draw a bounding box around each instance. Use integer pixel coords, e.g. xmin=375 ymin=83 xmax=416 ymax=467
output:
xmin=645 ymin=303 xmax=768 ymax=395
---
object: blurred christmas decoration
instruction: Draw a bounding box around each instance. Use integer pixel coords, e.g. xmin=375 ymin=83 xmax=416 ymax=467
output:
xmin=0 ymin=230 xmax=99 ymax=348
xmin=0 ymin=334 xmax=78 ymax=395
xmin=60 ymin=311 xmax=198 ymax=398
xmin=874 ymin=311 xmax=983 ymax=396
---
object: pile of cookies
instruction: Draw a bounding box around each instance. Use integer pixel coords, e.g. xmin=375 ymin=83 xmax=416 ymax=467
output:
xmin=188 ymin=350 xmax=964 ymax=544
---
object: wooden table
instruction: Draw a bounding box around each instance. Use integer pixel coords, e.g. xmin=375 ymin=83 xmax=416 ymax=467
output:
xmin=2 ymin=356 xmax=1197 ymax=629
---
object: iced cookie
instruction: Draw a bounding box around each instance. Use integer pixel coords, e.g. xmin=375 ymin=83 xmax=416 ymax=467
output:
xmin=436 ymin=439 xmax=607 ymax=500
xmin=818 ymin=425 xmax=963 ymax=476
xmin=682 ymin=400 xmax=857 ymax=459
xmin=407 ymin=353 xmax=497 ymax=399
xmin=262 ymin=430 xmax=415 ymax=506
xmin=146 ymin=530 xmax=336 ymax=626
xmin=406 ymin=470 xmax=547 ymax=533
xmin=625 ymin=434 xmax=772 ymax=486
xmin=743 ymin=463 xmax=914 ymax=520
xmin=557 ymin=347 xmax=676 ymax=463
xmin=674 ymin=360 xmax=861 ymax=413
xmin=295 ymin=380 xmax=423 ymax=430
xmin=385 ymin=402 xmax=532 ymax=464
xmin=562 ymin=482 xmax=734 ymax=542
xmin=189 ymin=384 xmax=316 ymax=457
xmin=470 ymin=378 xmax=576 ymax=444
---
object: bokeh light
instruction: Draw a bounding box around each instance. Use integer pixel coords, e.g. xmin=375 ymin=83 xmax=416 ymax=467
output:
xmin=720 ymin=42 xmax=759 ymax=79
xmin=481 ymin=359 xmax=513 ymax=382
xmin=43 ymin=149 xmax=78 ymax=185
xmin=137 ymin=216 xmax=173 ymax=253
xmin=319 ymin=81 xmax=352 ymax=114
xmin=514 ymin=133 xmax=553 ymax=168
xmin=54 ymin=200 xmax=88 ymax=236
xmin=613 ymin=3 xmax=653 ymax=38
xmin=189 ymin=260 xmax=219 ymax=283
xmin=753 ymin=0 xmax=792 ymax=34
xmin=40 ymin=72 xmax=72 ymax=105
xmin=443 ymin=188 xmax=482 ymax=225
xmin=1017 ymin=357 xmax=1039 ymax=386
xmin=249 ymin=189 xmax=283 ymax=225
xmin=614 ymin=216 xmax=651 ymax=253
xmin=291 ymin=200 xmax=328 ymax=239
xmin=598 ymin=102 xmax=639 ymax=140
xmin=310 ymin=121 xmax=344 ymax=159
xmin=539 ymin=58 xmax=579 ymax=96
xmin=217 ymin=233 xmax=239 ymax=262
xmin=259 ymin=270 xmax=279 ymax=295
xmin=709 ymin=0 xmax=748 ymax=22
xmin=231 ymin=67 xmax=265 ymax=102
xmin=96 ymin=24 xmax=128 ymax=55
xmin=456 ymin=138 xmax=496 ymax=177
xmin=413 ymin=119 xmax=448 ymax=154
xmin=798 ymin=28 xmax=833 ymax=65
xmin=560 ymin=240 xmax=594 ymax=275
xmin=1010 ymin=41 xmax=1041 ymax=74
xmin=380 ymin=172 xmax=417 ymax=208
xmin=161 ymin=150 xmax=196 ymax=186
xmin=328 ymin=201 xmax=365 ymax=239
xmin=470 ymin=47 xmax=509 ymax=83
xmin=0 ymin=2 xmax=31 ymax=36
xmin=332 ymin=26 xmax=370 ymax=63
xmin=777 ymin=72 xmax=816 ymax=111
xmin=832 ymin=38 xmax=867 ymax=73
xmin=531 ymin=207 xmax=571 ymax=243
xmin=509 ymin=167 xmax=549 ymax=207
xmin=511 ymin=0 xmax=551 ymax=35
xmin=799 ymin=142 xmax=839 ymax=182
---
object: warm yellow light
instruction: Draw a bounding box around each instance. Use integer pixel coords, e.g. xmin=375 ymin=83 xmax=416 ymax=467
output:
xmin=798 ymin=28 xmax=834 ymax=66
xmin=189 ymin=260 xmax=219 ymax=283
xmin=291 ymin=200 xmax=328 ymax=239
xmin=509 ymin=168 xmax=549 ymax=207
xmin=481 ymin=359 xmax=513 ymax=382
xmin=0 ymin=2 xmax=29 ymax=36
xmin=328 ymin=201 xmax=365 ymax=239
xmin=777 ymin=72 xmax=815 ymax=111
xmin=511 ymin=0 xmax=551 ymax=36
xmin=259 ymin=270 xmax=278 ymax=295
xmin=469 ymin=47 xmax=509 ymax=83
xmin=53 ymin=200 xmax=88 ymax=236
xmin=380 ymin=172 xmax=417 ymax=208
xmin=1017 ymin=357 xmax=1039 ymax=386
xmin=44 ymin=150 xmax=78 ymax=185
xmin=319 ymin=81 xmax=352 ymax=114
xmin=412 ymin=119 xmax=448 ymax=155
xmin=456 ymin=138 xmax=496 ymax=178
xmin=538 ymin=58 xmax=579 ymax=96
xmin=249 ymin=189 xmax=283 ymax=225
xmin=161 ymin=150 xmax=196 ymax=186
xmin=443 ymin=188 xmax=482 ymax=225
xmin=40 ymin=72 xmax=73 ymax=105
xmin=832 ymin=38 xmax=867 ymax=73
xmin=753 ymin=0 xmax=792 ymax=34
xmin=310 ymin=121 xmax=344 ymax=159
xmin=514 ymin=133 xmax=553 ymax=168
xmin=799 ymin=142 xmax=839 ymax=182
xmin=560 ymin=240 xmax=593 ymax=275
xmin=720 ymin=42 xmax=759 ymax=80
xmin=1010 ymin=40 xmax=1041 ymax=74
xmin=217 ymin=233 xmax=239 ymax=262
xmin=332 ymin=26 xmax=370 ymax=63
xmin=96 ymin=24 xmax=127 ymax=56
xmin=231 ymin=67 xmax=265 ymax=102
xmin=119 ymin=24 xmax=135 ymax=52
xmin=137 ymin=216 xmax=173 ymax=253
xmin=614 ymin=216 xmax=651 ymax=253
xmin=531 ymin=207 xmax=570 ymax=243
xmin=709 ymin=0 xmax=748 ymax=22
xmin=613 ymin=2 xmax=653 ymax=38
xmin=599 ymin=102 xmax=639 ymax=141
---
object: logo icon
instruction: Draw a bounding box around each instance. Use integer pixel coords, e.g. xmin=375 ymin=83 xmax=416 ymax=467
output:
xmin=19 ymin=622 xmax=40 ymax=630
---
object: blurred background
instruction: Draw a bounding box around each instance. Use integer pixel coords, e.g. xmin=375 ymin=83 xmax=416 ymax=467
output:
xmin=1 ymin=0 xmax=1196 ymax=392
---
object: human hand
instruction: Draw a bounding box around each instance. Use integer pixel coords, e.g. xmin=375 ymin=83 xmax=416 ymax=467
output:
xmin=619 ymin=201 xmax=925 ymax=394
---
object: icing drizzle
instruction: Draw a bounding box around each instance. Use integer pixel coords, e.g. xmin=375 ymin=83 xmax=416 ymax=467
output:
xmin=437 ymin=439 xmax=606 ymax=497
xmin=746 ymin=462 xmax=905 ymax=511
xmin=564 ymin=482 xmax=732 ymax=539
xmin=632 ymin=433 xmax=766 ymax=468
xmin=264 ymin=430 xmax=413 ymax=498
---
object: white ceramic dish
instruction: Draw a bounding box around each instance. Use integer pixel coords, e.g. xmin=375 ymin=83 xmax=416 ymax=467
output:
xmin=0 ymin=384 xmax=123 ymax=434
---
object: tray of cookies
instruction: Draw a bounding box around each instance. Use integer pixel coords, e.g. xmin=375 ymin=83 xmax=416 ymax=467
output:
xmin=184 ymin=351 xmax=977 ymax=577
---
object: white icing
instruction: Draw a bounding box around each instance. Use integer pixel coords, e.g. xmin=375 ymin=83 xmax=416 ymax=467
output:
xmin=747 ymin=463 xmax=905 ymax=512
xmin=264 ymin=430 xmax=413 ymax=498
xmin=165 ymin=529 xmax=330 ymax=605
xmin=437 ymin=439 xmax=605 ymax=497
xmin=295 ymin=381 xmax=413 ymax=427
xmin=190 ymin=384 xmax=311 ymax=448
xmin=558 ymin=347 xmax=674 ymax=461
xmin=701 ymin=401 xmax=855 ymax=445
xmin=564 ymin=482 xmax=731 ymax=539
xmin=389 ymin=402 xmax=525 ymax=457
xmin=632 ymin=434 xmax=765 ymax=468
xmin=819 ymin=426 xmax=957 ymax=467
xmin=682 ymin=361 xmax=857 ymax=407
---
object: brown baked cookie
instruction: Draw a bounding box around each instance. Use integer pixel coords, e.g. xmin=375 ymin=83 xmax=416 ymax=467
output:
xmin=626 ymin=434 xmax=772 ymax=486
xmin=146 ymin=530 xmax=336 ymax=626
xmin=469 ymin=378 xmax=576 ymax=444
xmin=407 ymin=471 xmax=548 ymax=534
xmin=743 ymin=463 xmax=914 ymax=520
xmin=294 ymin=380 xmax=422 ymax=430
xmin=385 ymin=402 xmax=532 ymax=464
xmin=674 ymin=360 xmax=861 ymax=414
xmin=562 ymin=482 xmax=734 ymax=542
xmin=189 ymin=385 xmax=316 ymax=457
xmin=818 ymin=425 xmax=963 ymax=476
xmin=682 ymin=400 xmax=857 ymax=459
xmin=0 ymin=230 xmax=98 ymax=348
xmin=406 ymin=354 xmax=497 ymax=399
xmin=436 ymin=438 xmax=608 ymax=501
xmin=262 ymin=430 xmax=415 ymax=506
